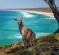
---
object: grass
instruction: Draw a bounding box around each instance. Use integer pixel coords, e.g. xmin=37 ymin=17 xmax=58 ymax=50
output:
xmin=0 ymin=33 xmax=59 ymax=55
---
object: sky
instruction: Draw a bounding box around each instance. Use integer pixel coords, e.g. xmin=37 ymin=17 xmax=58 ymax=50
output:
xmin=0 ymin=0 xmax=59 ymax=9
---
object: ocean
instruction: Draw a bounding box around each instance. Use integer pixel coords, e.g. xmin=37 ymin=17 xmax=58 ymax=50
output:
xmin=0 ymin=10 xmax=58 ymax=45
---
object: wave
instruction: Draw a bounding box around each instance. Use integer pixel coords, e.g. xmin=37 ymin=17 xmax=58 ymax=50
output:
xmin=21 ymin=12 xmax=33 ymax=17
xmin=46 ymin=18 xmax=55 ymax=20
xmin=35 ymin=32 xmax=51 ymax=38
xmin=7 ymin=32 xmax=51 ymax=39
xmin=8 ymin=34 xmax=22 ymax=39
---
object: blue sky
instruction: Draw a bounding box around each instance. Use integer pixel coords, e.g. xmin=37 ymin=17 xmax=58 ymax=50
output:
xmin=0 ymin=0 xmax=59 ymax=9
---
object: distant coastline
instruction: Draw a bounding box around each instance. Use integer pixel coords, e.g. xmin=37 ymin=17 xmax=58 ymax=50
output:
xmin=5 ymin=8 xmax=59 ymax=13
xmin=5 ymin=8 xmax=54 ymax=17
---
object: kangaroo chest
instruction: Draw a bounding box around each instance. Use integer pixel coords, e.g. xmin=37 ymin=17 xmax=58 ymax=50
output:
xmin=21 ymin=27 xmax=27 ymax=35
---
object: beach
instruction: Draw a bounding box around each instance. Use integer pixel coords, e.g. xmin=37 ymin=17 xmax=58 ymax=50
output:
xmin=9 ymin=8 xmax=54 ymax=17
xmin=26 ymin=11 xmax=54 ymax=17
xmin=12 ymin=9 xmax=54 ymax=18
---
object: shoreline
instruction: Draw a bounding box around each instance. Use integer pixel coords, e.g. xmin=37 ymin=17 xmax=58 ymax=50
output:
xmin=16 ymin=10 xmax=54 ymax=17
xmin=26 ymin=11 xmax=54 ymax=17
xmin=3 ymin=10 xmax=54 ymax=17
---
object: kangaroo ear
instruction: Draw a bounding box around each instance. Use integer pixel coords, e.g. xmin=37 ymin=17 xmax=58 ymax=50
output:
xmin=20 ymin=17 xmax=22 ymax=20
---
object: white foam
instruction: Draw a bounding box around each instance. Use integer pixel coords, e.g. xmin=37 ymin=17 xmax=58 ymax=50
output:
xmin=24 ymin=15 xmax=33 ymax=17
xmin=36 ymin=32 xmax=51 ymax=38
xmin=15 ymin=35 xmax=22 ymax=39
xmin=8 ymin=34 xmax=22 ymax=39
xmin=21 ymin=12 xmax=33 ymax=17
xmin=25 ymin=11 xmax=54 ymax=17
xmin=46 ymin=18 xmax=55 ymax=20
xmin=21 ymin=12 xmax=28 ymax=15
xmin=8 ymin=32 xmax=51 ymax=39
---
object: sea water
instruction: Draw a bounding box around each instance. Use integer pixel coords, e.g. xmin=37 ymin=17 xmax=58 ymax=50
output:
xmin=0 ymin=10 xmax=58 ymax=45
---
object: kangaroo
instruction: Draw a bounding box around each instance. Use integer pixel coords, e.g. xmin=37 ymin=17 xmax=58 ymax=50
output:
xmin=14 ymin=17 xmax=36 ymax=48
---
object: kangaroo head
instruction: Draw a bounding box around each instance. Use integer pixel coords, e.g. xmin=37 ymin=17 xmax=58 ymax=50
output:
xmin=14 ymin=17 xmax=22 ymax=24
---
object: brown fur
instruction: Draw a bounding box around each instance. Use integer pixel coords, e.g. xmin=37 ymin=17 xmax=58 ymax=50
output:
xmin=14 ymin=17 xmax=36 ymax=48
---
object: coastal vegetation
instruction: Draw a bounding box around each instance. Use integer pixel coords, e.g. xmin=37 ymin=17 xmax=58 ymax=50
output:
xmin=0 ymin=33 xmax=59 ymax=55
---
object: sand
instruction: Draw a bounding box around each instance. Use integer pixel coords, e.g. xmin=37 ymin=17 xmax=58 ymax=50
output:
xmin=26 ymin=11 xmax=54 ymax=17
